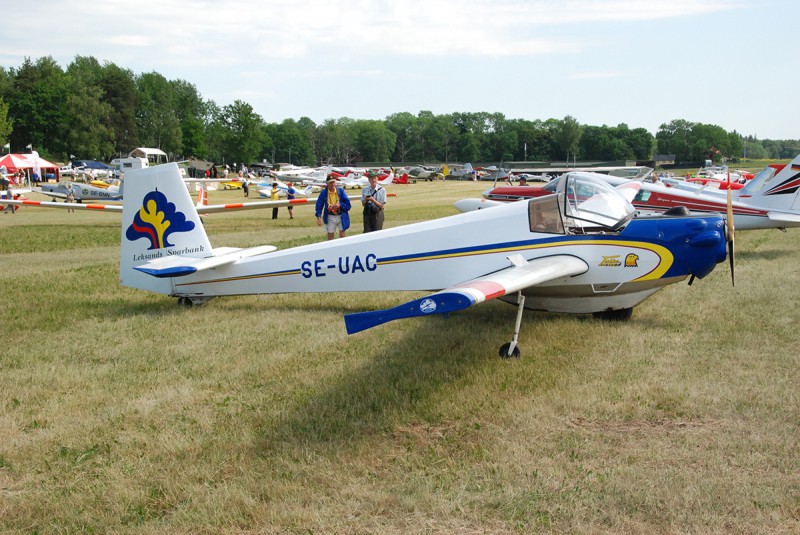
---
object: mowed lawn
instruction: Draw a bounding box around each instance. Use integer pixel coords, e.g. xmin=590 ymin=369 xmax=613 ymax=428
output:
xmin=1 ymin=178 xmax=798 ymax=533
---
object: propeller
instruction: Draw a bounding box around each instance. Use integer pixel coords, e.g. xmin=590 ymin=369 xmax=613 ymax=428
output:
xmin=726 ymin=179 xmax=735 ymax=286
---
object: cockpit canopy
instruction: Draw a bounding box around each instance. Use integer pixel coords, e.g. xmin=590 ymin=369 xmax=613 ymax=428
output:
xmin=529 ymin=172 xmax=636 ymax=234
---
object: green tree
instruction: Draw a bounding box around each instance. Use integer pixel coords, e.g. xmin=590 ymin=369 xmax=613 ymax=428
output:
xmin=656 ymin=119 xmax=694 ymax=162
xmin=484 ymin=113 xmax=517 ymax=162
xmin=742 ymin=136 xmax=768 ymax=159
xmin=8 ymin=56 xmax=69 ymax=158
xmin=65 ymin=82 xmax=114 ymax=160
xmin=135 ymin=72 xmax=181 ymax=153
xmin=451 ymin=112 xmax=488 ymax=163
xmin=65 ymin=57 xmax=114 ymax=160
xmin=221 ymin=100 xmax=265 ymax=166
xmin=353 ymin=120 xmax=396 ymax=162
xmin=508 ymin=118 xmax=557 ymax=161
xmin=316 ymin=118 xmax=358 ymax=164
xmin=100 ymin=63 xmax=139 ymax=155
xmin=385 ymin=112 xmax=418 ymax=162
xmin=171 ymin=79 xmax=208 ymax=158
xmin=271 ymin=118 xmax=315 ymax=166
xmin=554 ymin=115 xmax=582 ymax=164
xmin=619 ymin=125 xmax=654 ymax=159
xmin=0 ymin=97 xmax=12 ymax=145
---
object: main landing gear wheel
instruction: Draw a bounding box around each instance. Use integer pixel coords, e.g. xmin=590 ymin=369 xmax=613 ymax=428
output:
xmin=499 ymin=342 xmax=520 ymax=359
xmin=498 ymin=291 xmax=526 ymax=359
xmin=592 ymin=307 xmax=633 ymax=321
xmin=177 ymin=296 xmax=193 ymax=307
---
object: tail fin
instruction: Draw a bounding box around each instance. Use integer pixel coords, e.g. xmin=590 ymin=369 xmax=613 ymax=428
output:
xmin=378 ymin=171 xmax=393 ymax=186
xmin=120 ymin=163 xmax=213 ymax=295
xmin=196 ymin=182 xmax=209 ymax=209
xmin=738 ymin=154 xmax=800 ymax=211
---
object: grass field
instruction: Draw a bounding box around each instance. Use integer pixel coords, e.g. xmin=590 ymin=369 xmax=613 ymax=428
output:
xmin=1 ymin=176 xmax=798 ymax=533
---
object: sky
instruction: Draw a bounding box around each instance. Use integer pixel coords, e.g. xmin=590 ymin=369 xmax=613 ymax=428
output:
xmin=2 ymin=0 xmax=798 ymax=140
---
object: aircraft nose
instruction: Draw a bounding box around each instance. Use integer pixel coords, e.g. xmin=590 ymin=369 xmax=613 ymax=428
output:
xmin=685 ymin=218 xmax=727 ymax=278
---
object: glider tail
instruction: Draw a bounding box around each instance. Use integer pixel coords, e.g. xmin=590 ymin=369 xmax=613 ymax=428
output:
xmin=739 ymin=153 xmax=800 ymax=211
xmin=119 ymin=163 xmax=213 ymax=295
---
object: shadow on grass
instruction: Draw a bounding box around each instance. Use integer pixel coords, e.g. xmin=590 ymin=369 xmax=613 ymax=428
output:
xmin=253 ymin=301 xmax=578 ymax=454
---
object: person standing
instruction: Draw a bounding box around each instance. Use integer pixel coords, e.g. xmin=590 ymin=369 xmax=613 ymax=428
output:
xmin=315 ymin=177 xmax=351 ymax=240
xmin=3 ymin=187 xmax=15 ymax=214
xmin=361 ymin=172 xmax=387 ymax=233
xmin=286 ymin=182 xmax=296 ymax=219
xmin=270 ymin=182 xmax=280 ymax=219
xmin=65 ymin=186 xmax=76 ymax=213
xmin=242 ymin=178 xmax=249 ymax=197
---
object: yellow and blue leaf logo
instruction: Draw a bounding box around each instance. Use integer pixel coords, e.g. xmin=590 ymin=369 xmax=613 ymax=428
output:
xmin=126 ymin=191 xmax=195 ymax=250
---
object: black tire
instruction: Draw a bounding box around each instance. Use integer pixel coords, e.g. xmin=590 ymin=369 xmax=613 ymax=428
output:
xmin=177 ymin=296 xmax=193 ymax=307
xmin=499 ymin=343 xmax=520 ymax=359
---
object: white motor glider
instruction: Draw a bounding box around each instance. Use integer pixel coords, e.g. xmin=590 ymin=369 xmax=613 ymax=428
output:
xmin=114 ymin=163 xmax=728 ymax=357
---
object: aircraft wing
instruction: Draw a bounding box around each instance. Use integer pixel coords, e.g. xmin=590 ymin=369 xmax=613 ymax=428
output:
xmin=344 ymin=254 xmax=589 ymax=334
xmin=196 ymin=197 xmax=316 ymax=214
xmin=614 ymin=181 xmax=641 ymax=203
xmin=0 ymin=198 xmax=123 ymax=212
xmin=34 ymin=188 xmax=69 ymax=200
xmin=1 ymin=197 xmax=315 ymax=214
xmin=767 ymin=211 xmax=800 ymax=224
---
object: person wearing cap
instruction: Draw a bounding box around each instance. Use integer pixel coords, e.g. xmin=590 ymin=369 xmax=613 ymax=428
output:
xmin=315 ymin=177 xmax=352 ymax=240
xmin=361 ymin=171 xmax=387 ymax=233
xmin=518 ymin=176 xmax=528 ymax=186
xmin=286 ymin=182 xmax=296 ymax=219
xmin=270 ymin=182 xmax=280 ymax=219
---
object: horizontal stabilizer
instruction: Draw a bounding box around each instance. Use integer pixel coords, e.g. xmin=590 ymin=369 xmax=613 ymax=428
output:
xmin=134 ymin=245 xmax=277 ymax=278
xmin=344 ymin=291 xmax=476 ymax=334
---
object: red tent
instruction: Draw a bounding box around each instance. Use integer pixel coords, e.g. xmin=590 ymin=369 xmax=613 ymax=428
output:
xmin=0 ymin=153 xmax=60 ymax=184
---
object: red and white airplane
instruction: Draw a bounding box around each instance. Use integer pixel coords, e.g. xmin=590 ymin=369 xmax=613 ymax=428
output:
xmin=458 ymin=155 xmax=800 ymax=232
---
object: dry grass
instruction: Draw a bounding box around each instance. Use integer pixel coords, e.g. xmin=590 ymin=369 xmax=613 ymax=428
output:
xmin=1 ymin=179 xmax=798 ymax=533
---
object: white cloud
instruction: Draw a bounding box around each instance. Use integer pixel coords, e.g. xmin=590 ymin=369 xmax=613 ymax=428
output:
xmin=6 ymin=0 xmax=740 ymax=65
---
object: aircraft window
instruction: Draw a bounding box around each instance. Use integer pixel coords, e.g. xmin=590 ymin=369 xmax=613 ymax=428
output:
xmin=634 ymin=190 xmax=651 ymax=202
xmin=528 ymin=195 xmax=565 ymax=234
xmin=560 ymin=173 xmax=635 ymax=231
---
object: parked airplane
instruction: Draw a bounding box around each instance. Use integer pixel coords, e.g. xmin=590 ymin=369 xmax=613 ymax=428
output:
xmin=38 ymin=181 xmax=123 ymax=202
xmin=464 ymin=156 xmax=800 ymax=231
xmin=109 ymin=163 xmax=728 ymax=357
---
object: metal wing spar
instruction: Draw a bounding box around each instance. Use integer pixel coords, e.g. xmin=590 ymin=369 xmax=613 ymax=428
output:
xmin=344 ymin=254 xmax=589 ymax=334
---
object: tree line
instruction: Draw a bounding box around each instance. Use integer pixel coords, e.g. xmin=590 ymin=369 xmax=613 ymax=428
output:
xmin=1 ymin=56 xmax=797 ymax=167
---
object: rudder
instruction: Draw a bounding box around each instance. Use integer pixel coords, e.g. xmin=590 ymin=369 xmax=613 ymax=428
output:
xmin=120 ymin=163 xmax=213 ymax=295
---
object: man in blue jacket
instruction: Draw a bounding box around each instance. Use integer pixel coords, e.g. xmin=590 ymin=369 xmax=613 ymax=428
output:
xmin=315 ymin=177 xmax=351 ymax=240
